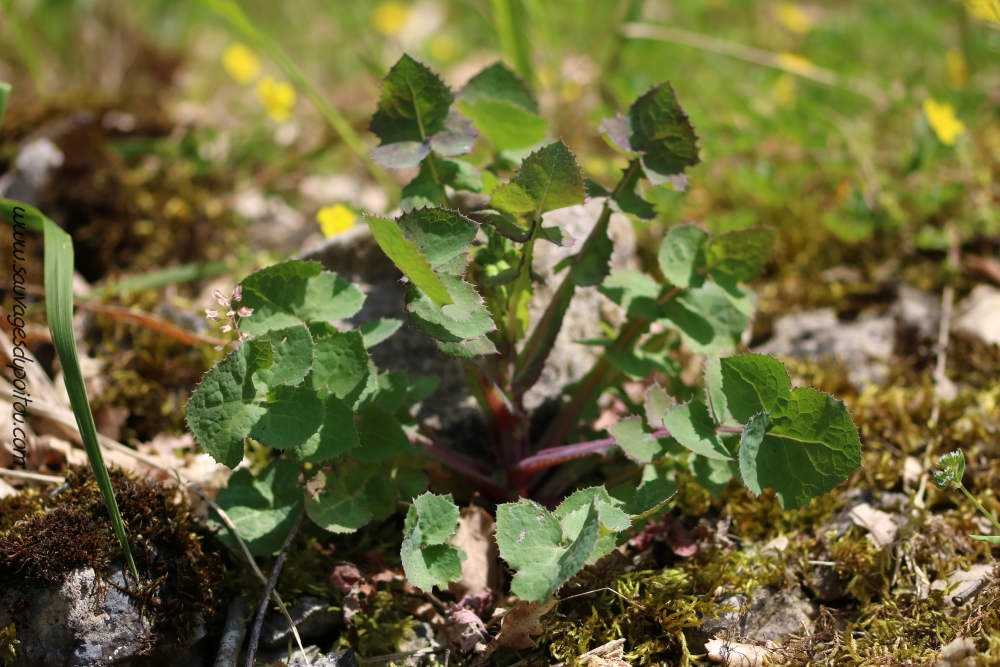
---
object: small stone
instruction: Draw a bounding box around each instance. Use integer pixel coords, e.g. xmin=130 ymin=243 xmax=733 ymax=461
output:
xmin=314 ymin=649 xmax=361 ymax=667
xmin=953 ymin=285 xmax=1000 ymax=347
xmin=934 ymin=637 xmax=976 ymax=666
xmin=260 ymin=596 xmax=340 ymax=648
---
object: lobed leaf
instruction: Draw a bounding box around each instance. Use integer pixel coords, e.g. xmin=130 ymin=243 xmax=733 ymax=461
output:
xmin=662 ymin=399 xmax=732 ymax=460
xmin=496 ymin=498 xmax=601 ymax=602
xmin=251 ymin=325 xmax=314 ymax=391
xmin=305 ymin=461 xmax=400 ymax=533
xmin=211 ymin=459 xmax=304 ymax=556
xmin=401 ymin=493 xmax=466 ymax=592
xmin=724 ymin=354 xmax=862 ymax=509
xmin=187 ymin=339 xmax=325 ymax=468
xmin=239 ymin=260 xmax=364 ymax=335
xmin=658 ymin=225 xmax=708 ymax=289
xmin=457 ymin=63 xmax=545 ymax=152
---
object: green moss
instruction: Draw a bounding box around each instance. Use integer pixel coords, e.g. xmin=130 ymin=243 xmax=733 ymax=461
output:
xmin=0 ymin=465 xmax=227 ymax=648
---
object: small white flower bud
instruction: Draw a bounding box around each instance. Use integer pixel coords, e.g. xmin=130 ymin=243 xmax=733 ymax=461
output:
xmin=213 ymin=289 xmax=231 ymax=307
xmin=220 ymin=324 xmax=233 ymax=333
xmin=237 ymin=306 xmax=254 ymax=318
xmin=205 ymin=309 xmax=220 ymax=320
xmin=232 ymin=284 xmax=243 ymax=302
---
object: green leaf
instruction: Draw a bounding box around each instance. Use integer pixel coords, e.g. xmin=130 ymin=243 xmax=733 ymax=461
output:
xmin=371 ymin=372 xmax=410 ymax=413
xmin=704 ymin=355 xmax=732 ymax=425
xmin=739 ymin=388 xmax=861 ymax=510
xmin=662 ymin=400 xmax=732 ymax=461
xmin=496 ymin=497 xmax=601 ymax=602
xmin=474 ymin=209 xmax=533 ymax=243
xmin=609 ymin=416 xmax=670 ymax=463
xmin=644 ymin=383 xmax=672 ymax=428
xmin=933 ymin=450 xmax=966 ymax=490
xmin=689 ymin=454 xmax=736 ymax=497
xmin=367 ymin=208 xmax=483 ymax=320
xmin=607 ymin=162 xmax=656 ymax=220
xmin=406 ymin=283 xmax=497 ymax=342
xmin=458 ymin=100 xmax=547 ymax=152
xmin=457 ymin=63 xmax=545 ymax=152
xmin=305 ymin=461 xmax=399 ymax=533
xmin=599 ymin=114 xmax=639 ymax=158
xmin=513 ymin=275 xmax=573 ymax=392
xmin=719 ymin=354 xmax=792 ymax=423
xmin=187 ymin=340 xmax=325 ymax=467
xmin=212 ymin=459 xmax=304 ymax=556
xmin=401 ymin=157 xmax=484 ymax=210
xmin=239 ymin=260 xmax=365 ymax=335
xmin=287 ymin=394 xmax=359 ymax=463
xmin=570 ymin=215 xmax=614 ymax=287
xmin=491 ymin=140 xmax=585 ymax=221
xmin=360 ymin=318 xmax=403 ymax=348
xmin=436 ymin=335 xmax=499 ymax=358
xmin=404 ymin=375 xmax=441 ymax=406
xmin=658 ymin=225 xmax=708 ymax=289
xmin=36 ymin=207 xmax=137 ymax=578
xmin=370 ymin=54 xmax=453 ymax=145
xmin=354 ymin=404 xmax=414 ymax=462
xmin=970 ymin=535 xmax=1000 ymax=544
xmin=308 ymin=330 xmax=371 ymax=406
xmin=610 ymin=464 xmax=678 ymax=518
xmin=251 ymin=325 xmax=314 ymax=391
xmin=401 ymin=493 xmax=466 ymax=592
xmin=554 ymin=487 xmax=631 ymax=564
xmin=628 ymin=83 xmax=700 ymax=188
xmin=599 ymin=270 xmax=663 ymax=319
xmin=662 ymin=282 xmax=749 ymax=354
xmin=458 ymin=62 xmax=539 ymax=113
xmin=371 ymin=141 xmax=430 ymax=169
xmin=705 ymin=228 xmax=776 ymax=291
xmin=428 ymin=110 xmax=477 ymax=157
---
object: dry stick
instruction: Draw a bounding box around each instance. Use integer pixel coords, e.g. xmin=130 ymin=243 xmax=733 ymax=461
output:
xmin=620 ymin=23 xmax=887 ymax=106
xmin=0 ymin=468 xmax=65 ymax=483
xmin=245 ymin=507 xmax=306 ymax=667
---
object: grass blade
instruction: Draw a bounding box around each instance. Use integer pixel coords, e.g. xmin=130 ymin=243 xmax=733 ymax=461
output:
xmin=0 ymin=84 xmax=138 ymax=580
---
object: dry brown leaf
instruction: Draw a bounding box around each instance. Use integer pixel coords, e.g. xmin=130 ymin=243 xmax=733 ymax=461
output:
xmin=581 ymin=639 xmax=630 ymax=667
xmin=848 ymin=502 xmax=898 ymax=548
xmin=449 ymin=505 xmax=500 ymax=598
xmin=444 ymin=607 xmax=490 ymax=653
xmin=480 ymin=599 xmax=556 ymax=660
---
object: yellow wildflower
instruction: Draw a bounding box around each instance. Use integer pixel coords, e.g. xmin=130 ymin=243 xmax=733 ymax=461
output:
xmin=372 ymin=2 xmax=410 ymax=36
xmin=776 ymin=53 xmax=816 ymax=76
xmin=966 ymin=0 xmax=1000 ymax=25
xmin=429 ymin=34 xmax=456 ymax=62
xmin=317 ymin=204 xmax=357 ymax=238
xmin=772 ymin=73 xmax=797 ymax=107
xmin=223 ymin=43 xmax=261 ymax=85
xmin=256 ymin=77 xmax=296 ymax=123
xmin=923 ymin=98 xmax=966 ymax=146
xmin=945 ymin=51 xmax=969 ymax=89
xmin=776 ymin=3 xmax=813 ymax=34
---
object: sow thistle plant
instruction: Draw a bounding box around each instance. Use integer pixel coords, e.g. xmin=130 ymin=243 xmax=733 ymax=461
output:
xmin=187 ymin=55 xmax=862 ymax=602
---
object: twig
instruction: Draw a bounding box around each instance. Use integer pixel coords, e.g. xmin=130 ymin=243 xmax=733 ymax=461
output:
xmin=929 ymin=282 xmax=955 ymax=429
xmin=246 ymin=506 xmax=306 ymax=667
xmin=0 ymin=283 xmax=229 ymax=347
xmin=0 ymin=468 xmax=65 ymax=483
xmin=215 ymin=596 xmax=249 ymax=667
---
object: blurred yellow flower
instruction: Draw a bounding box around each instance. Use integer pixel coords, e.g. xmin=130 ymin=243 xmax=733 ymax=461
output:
xmin=256 ymin=77 xmax=296 ymax=123
xmin=966 ymin=0 xmax=1000 ymax=25
xmin=372 ymin=2 xmax=410 ymax=36
xmin=923 ymin=98 xmax=966 ymax=146
xmin=223 ymin=43 xmax=261 ymax=85
xmin=776 ymin=52 xmax=816 ymax=76
xmin=772 ymin=73 xmax=797 ymax=107
xmin=776 ymin=3 xmax=813 ymax=34
xmin=317 ymin=204 xmax=357 ymax=237
xmin=429 ymin=34 xmax=456 ymax=62
xmin=945 ymin=50 xmax=969 ymax=89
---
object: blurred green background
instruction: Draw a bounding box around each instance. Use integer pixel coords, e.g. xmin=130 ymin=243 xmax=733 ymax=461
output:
xmin=1 ymin=0 xmax=997 ymax=302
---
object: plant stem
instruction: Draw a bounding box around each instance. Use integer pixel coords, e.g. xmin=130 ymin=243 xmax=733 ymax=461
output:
xmin=245 ymin=507 xmax=307 ymax=667
xmin=537 ymin=284 xmax=682 ymax=450
xmin=958 ymin=484 xmax=1000 ymax=535
xmin=198 ymin=0 xmax=394 ymax=192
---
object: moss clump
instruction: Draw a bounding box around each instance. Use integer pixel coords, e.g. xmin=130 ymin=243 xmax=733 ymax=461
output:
xmin=0 ymin=465 xmax=226 ymax=647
